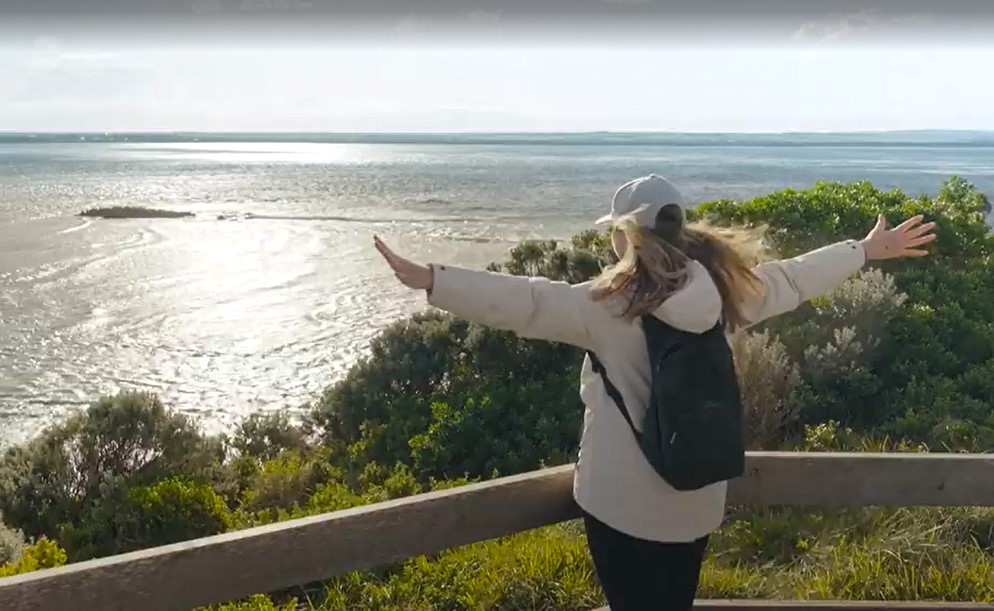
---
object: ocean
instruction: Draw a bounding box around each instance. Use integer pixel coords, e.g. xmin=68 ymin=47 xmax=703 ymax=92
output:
xmin=2 ymin=132 xmax=993 ymax=445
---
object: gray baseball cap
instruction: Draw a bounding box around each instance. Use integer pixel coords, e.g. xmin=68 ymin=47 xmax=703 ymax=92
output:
xmin=596 ymin=174 xmax=687 ymax=229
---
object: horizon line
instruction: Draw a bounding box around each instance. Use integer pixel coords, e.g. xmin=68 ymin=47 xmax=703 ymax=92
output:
xmin=3 ymin=128 xmax=994 ymax=136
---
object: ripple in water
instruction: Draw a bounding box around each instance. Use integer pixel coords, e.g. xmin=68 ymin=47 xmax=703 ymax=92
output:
xmin=2 ymin=139 xmax=993 ymax=445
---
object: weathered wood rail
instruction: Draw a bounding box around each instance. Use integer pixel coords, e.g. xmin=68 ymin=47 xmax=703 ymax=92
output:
xmin=2 ymin=452 xmax=994 ymax=611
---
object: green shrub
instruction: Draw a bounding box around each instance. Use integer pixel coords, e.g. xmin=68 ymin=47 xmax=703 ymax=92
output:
xmin=59 ymin=477 xmax=232 ymax=561
xmin=797 ymin=421 xmax=925 ymax=453
xmin=201 ymin=594 xmax=298 ymax=611
xmin=408 ymin=371 xmax=582 ymax=481
xmin=232 ymin=412 xmax=311 ymax=461
xmin=358 ymin=462 xmax=422 ymax=502
xmin=744 ymin=269 xmax=907 ymax=432
xmin=314 ymin=311 xmax=583 ymax=481
xmin=313 ymin=312 xmax=479 ymax=464
xmin=691 ymin=178 xmax=990 ymax=261
xmin=0 ymin=537 xmax=67 ymax=577
xmin=235 ymin=480 xmax=368 ymax=529
xmin=301 ymin=481 xmax=368 ymax=515
xmin=320 ymin=525 xmax=602 ymax=611
xmin=312 ymin=235 xmax=607 ymax=481
xmin=0 ymin=520 xmax=25 ymax=566
xmin=0 ymin=393 xmax=224 ymax=540
xmin=486 ymin=230 xmax=615 ymax=283
xmin=227 ymin=451 xmax=428 ymax=528
xmin=239 ymin=451 xmax=338 ymax=511
xmin=698 ymin=178 xmax=994 ymax=447
xmin=731 ymin=330 xmax=802 ymax=449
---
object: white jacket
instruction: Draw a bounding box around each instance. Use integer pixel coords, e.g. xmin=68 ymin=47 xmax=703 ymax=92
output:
xmin=428 ymin=239 xmax=867 ymax=542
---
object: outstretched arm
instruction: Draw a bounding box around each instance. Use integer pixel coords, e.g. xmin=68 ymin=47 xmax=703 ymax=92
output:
xmin=742 ymin=214 xmax=936 ymax=326
xmin=374 ymin=236 xmax=595 ymax=349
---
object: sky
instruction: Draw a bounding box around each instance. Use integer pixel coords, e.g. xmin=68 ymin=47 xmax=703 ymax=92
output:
xmin=3 ymin=1 xmax=994 ymax=133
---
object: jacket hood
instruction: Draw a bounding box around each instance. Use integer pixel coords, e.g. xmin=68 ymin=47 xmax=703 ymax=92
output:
xmin=650 ymin=260 xmax=722 ymax=333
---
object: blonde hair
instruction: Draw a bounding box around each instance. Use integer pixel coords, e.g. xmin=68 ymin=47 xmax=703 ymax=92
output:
xmin=589 ymin=215 xmax=767 ymax=330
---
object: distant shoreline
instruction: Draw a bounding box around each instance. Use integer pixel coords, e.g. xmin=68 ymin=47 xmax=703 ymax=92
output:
xmin=3 ymin=130 xmax=994 ymax=147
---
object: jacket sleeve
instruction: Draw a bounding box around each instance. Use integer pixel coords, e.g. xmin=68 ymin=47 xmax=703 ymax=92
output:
xmin=741 ymin=240 xmax=867 ymax=327
xmin=426 ymin=264 xmax=595 ymax=349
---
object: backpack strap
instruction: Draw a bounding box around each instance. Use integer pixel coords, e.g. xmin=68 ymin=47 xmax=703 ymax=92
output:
xmin=587 ymin=352 xmax=642 ymax=442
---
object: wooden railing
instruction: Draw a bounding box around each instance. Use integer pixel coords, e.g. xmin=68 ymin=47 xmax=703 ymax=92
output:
xmin=2 ymin=453 xmax=994 ymax=611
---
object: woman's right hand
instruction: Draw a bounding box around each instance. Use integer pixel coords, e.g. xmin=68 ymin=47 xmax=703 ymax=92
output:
xmin=374 ymin=235 xmax=435 ymax=291
xmin=860 ymin=214 xmax=937 ymax=261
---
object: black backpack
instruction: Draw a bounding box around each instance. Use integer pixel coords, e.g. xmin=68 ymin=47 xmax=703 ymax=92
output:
xmin=587 ymin=315 xmax=745 ymax=491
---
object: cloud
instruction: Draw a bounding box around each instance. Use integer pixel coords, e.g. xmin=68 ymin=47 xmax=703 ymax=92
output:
xmin=28 ymin=37 xmax=135 ymax=69
xmin=238 ymin=0 xmax=315 ymax=12
xmin=56 ymin=52 xmax=119 ymax=61
xmin=601 ymin=0 xmax=654 ymax=5
xmin=466 ymin=9 xmax=501 ymax=24
xmin=190 ymin=0 xmax=316 ymax=15
xmin=27 ymin=45 xmax=138 ymax=72
xmin=33 ymin=37 xmax=63 ymax=52
xmin=792 ymin=10 xmax=932 ymax=42
xmin=394 ymin=14 xmax=430 ymax=34
xmin=191 ymin=0 xmax=224 ymax=15
xmin=11 ymin=43 xmax=150 ymax=104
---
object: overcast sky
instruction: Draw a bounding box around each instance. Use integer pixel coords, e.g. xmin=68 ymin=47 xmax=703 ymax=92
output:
xmin=2 ymin=0 xmax=993 ymax=132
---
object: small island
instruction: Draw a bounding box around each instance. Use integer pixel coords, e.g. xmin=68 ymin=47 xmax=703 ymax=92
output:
xmin=79 ymin=206 xmax=195 ymax=219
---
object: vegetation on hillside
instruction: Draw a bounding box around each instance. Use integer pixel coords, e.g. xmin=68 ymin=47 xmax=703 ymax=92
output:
xmin=3 ymin=178 xmax=993 ymax=609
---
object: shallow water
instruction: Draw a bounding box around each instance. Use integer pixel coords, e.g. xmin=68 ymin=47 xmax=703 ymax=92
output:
xmin=2 ymin=136 xmax=993 ymax=445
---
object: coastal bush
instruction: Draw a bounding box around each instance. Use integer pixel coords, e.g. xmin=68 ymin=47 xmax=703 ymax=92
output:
xmin=204 ymin=595 xmax=298 ymax=611
xmin=765 ymin=269 xmax=908 ymax=431
xmin=795 ymin=421 xmax=925 ymax=453
xmin=319 ymin=525 xmax=602 ymax=611
xmin=313 ymin=317 xmax=582 ymax=481
xmin=311 ymin=235 xmax=602 ymax=480
xmin=59 ymin=477 xmax=232 ymax=561
xmin=408 ymin=369 xmax=583 ymax=480
xmin=730 ymin=330 xmax=801 ymax=449
xmin=232 ymin=411 xmax=311 ymax=461
xmin=313 ymin=312 xmax=476 ymax=464
xmin=486 ymin=230 xmax=615 ymax=282
xmin=223 ymin=453 xmax=431 ymax=529
xmin=355 ymin=461 xmax=421 ymax=502
xmin=768 ymin=268 xmax=906 ymax=368
xmin=0 ymin=538 xmax=67 ymax=578
xmin=690 ymin=177 xmax=991 ymax=260
xmin=0 ymin=393 xmax=224 ymax=540
xmin=0 ymin=520 xmax=25 ymax=566
xmin=697 ymin=178 xmax=994 ymax=446
xmin=234 ymin=450 xmax=340 ymax=517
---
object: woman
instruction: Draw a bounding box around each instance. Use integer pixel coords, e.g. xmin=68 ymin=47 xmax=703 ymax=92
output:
xmin=374 ymin=174 xmax=936 ymax=610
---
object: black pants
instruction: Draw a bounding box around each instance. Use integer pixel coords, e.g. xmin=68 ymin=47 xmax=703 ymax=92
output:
xmin=583 ymin=512 xmax=709 ymax=611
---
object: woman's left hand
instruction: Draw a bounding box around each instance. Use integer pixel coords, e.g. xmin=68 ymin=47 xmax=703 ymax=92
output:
xmin=860 ymin=214 xmax=938 ymax=261
xmin=374 ymin=235 xmax=434 ymax=291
